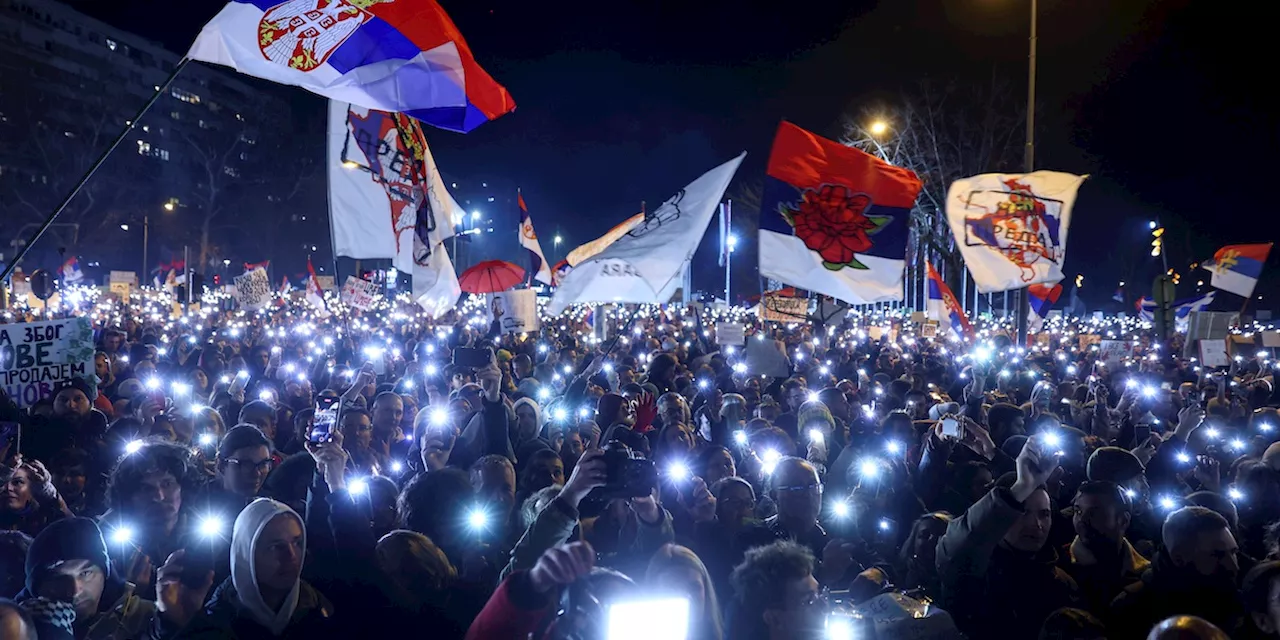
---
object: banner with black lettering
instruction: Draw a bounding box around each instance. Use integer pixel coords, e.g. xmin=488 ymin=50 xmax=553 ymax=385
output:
xmin=234 ymin=267 xmax=272 ymax=311
xmin=0 ymin=318 xmax=96 ymax=407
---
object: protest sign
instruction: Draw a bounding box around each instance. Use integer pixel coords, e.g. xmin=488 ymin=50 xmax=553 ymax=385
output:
xmin=0 ymin=317 xmax=95 ymax=407
xmin=234 ymin=268 xmax=271 ymax=310
xmin=315 ymin=276 xmax=335 ymax=291
xmin=920 ymin=323 xmax=938 ymax=339
xmin=759 ymin=295 xmax=809 ymax=323
xmin=1199 ymin=339 xmax=1229 ymax=368
xmin=340 ymin=276 xmax=380 ymax=310
xmin=486 ymin=290 xmax=540 ymax=334
xmin=1098 ymin=339 xmax=1133 ymax=366
xmin=715 ymin=322 xmax=745 ymax=345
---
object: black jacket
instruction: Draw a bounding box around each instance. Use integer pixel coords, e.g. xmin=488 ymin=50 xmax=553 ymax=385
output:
xmin=1108 ymin=551 xmax=1245 ymax=639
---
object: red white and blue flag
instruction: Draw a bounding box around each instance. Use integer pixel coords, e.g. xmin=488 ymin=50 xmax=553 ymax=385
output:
xmin=518 ymin=191 xmax=553 ymax=285
xmin=1202 ymin=243 xmax=1271 ymax=298
xmin=1027 ymin=280 xmax=1063 ymax=334
xmin=759 ymin=122 xmax=922 ymax=304
xmin=60 ymin=258 xmax=84 ymax=283
xmin=245 ymin=260 xmax=270 ymax=272
xmin=188 ymin=0 xmax=515 ymax=133
xmin=926 ymin=263 xmax=973 ymax=339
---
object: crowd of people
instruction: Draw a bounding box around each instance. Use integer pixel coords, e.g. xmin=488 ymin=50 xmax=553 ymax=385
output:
xmin=0 ymin=290 xmax=1278 ymax=639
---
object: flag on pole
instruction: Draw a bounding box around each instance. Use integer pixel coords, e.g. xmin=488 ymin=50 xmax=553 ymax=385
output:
xmin=328 ymin=101 xmax=460 ymax=274
xmin=245 ymin=260 xmax=270 ymax=272
xmin=564 ymin=213 xmax=645 ymax=267
xmin=549 ymin=153 xmax=746 ymax=315
xmin=926 ymin=263 xmax=973 ymax=339
xmin=187 ymin=0 xmax=515 ymax=133
xmin=759 ymin=122 xmax=922 ymax=304
xmin=946 ymin=171 xmax=1087 ymax=292
xmin=60 ymin=258 xmax=84 ymax=283
xmin=517 ymin=191 xmax=552 ymax=285
xmin=1136 ymin=290 xmax=1216 ymax=323
xmin=305 ymin=258 xmax=330 ymax=317
xmin=1027 ymin=280 xmax=1063 ymax=333
xmin=1202 ymin=243 xmax=1272 ymax=298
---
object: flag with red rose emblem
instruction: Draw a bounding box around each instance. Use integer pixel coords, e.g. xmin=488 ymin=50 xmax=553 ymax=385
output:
xmin=759 ymin=122 xmax=922 ymax=304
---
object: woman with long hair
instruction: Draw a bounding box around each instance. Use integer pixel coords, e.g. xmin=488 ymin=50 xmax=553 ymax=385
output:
xmin=646 ymin=543 xmax=724 ymax=640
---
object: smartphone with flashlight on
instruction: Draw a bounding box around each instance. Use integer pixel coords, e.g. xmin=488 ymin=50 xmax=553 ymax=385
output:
xmin=940 ymin=417 xmax=961 ymax=439
xmin=605 ymin=597 xmax=690 ymax=640
xmin=310 ymin=396 xmax=339 ymax=443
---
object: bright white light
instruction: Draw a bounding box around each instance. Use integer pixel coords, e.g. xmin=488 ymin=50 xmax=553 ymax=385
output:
xmin=1141 ymin=386 xmax=1156 ymax=399
xmin=470 ymin=210 xmax=481 ymax=220
xmin=809 ymin=429 xmax=824 ymax=444
xmin=734 ymin=430 xmax=748 ymax=445
xmin=1260 ymin=423 xmax=1274 ymax=433
xmin=1041 ymin=432 xmax=1062 ymax=448
xmin=424 ymin=364 xmax=438 ymax=376
xmin=1176 ymin=452 xmax=1191 ymax=464
xmin=553 ymin=407 xmax=568 ymax=421
xmin=698 ymin=379 xmax=709 ymax=390
xmin=668 ymin=462 xmax=689 ymax=481
xmin=607 ymin=598 xmax=690 ymax=640
xmin=198 ymin=433 xmax=215 ymax=446
xmin=537 ymin=388 xmax=552 ymax=400
xmin=467 ymin=508 xmax=488 ymax=530
xmin=885 ymin=440 xmax=902 ymax=454
xmin=348 ymin=478 xmax=369 ymax=495
xmin=1230 ymin=438 xmax=1245 ymax=450
xmin=1205 ymin=427 xmax=1220 ymax=440
xmin=145 ymin=377 xmax=162 ymax=391
xmin=430 ymin=408 xmax=449 ymax=426
xmin=808 ymin=391 xmax=820 ymax=403
xmin=827 ymin=616 xmax=856 ymax=640
xmin=831 ymin=502 xmax=850 ymax=518
xmin=1229 ymin=487 xmax=1244 ymax=501
xmin=1159 ymin=496 xmax=1177 ymax=510
xmin=258 ymin=390 xmax=274 ymax=401
xmin=110 ymin=527 xmax=134 ymax=545
xmin=762 ymin=449 xmax=781 ymax=463
xmin=878 ymin=518 xmax=891 ymax=531
xmin=1124 ymin=489 xmax=1137 ymax=499
xmin=198 ymin=516 xmax=223 ymax=538
xmin=125 ymin=440 xmax=143 ymax=455
xmin=859 ymin=459 xmax=879 ymax=478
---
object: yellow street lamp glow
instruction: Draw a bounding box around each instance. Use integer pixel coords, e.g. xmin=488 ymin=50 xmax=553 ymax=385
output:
xmin=163 ymin=202 xmax=174 ymax=211
xmin=869 ymin=121 xmax=889 ymax=136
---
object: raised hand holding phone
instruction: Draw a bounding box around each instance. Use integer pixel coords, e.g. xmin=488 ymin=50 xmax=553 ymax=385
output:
xmin=1011 ymin=434 xmax=1060 ymax=503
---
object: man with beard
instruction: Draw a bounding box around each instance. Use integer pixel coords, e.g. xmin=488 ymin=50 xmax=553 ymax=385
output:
xmin=1110 ymin=506 xmax=1244 ymax=637
xmin=1061 ymin=481 xmax=1150 ymax=617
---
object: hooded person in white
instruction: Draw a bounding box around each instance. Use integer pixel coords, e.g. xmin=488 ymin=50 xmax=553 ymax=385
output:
xmin=178 ymin=497 xmax=332 ymax=638
xmin=231 ymin=499 xmax=305 ymax=635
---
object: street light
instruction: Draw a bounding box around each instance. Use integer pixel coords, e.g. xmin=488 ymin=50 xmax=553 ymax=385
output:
xmin=868 ymin=120 xmax=889 ymax=136
xmin=163 ymin=202 xmax=174 ymax=212
xmin=727 ymin=234 xmax=738 ymax=253
xmin=554 ymin=235 xmax=562 ymax=245
xmin=470 ymin=210 xmax=481 ymax=221
xmin=120 ymin=224 xmax=129 ymax=232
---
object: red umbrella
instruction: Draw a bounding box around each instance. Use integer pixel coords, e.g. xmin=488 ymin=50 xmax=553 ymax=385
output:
xmin=458 ymin=260 xmax=526 ymax=294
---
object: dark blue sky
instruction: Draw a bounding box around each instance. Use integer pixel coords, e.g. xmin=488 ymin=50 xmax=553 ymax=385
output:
xmin=77 ymin=0 xmax=1277 ymax=308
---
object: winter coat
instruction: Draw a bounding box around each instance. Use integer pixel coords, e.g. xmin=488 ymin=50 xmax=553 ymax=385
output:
xmin=1059 ymin=536 xmax=1150 ymax=619
xmin=1108 ymin=551 xmax=1245 ymax=639
xmin=935 ymin=486 xmax=1079 ymax=639
xmin=171 ymin=579 xmax=332 ymax=640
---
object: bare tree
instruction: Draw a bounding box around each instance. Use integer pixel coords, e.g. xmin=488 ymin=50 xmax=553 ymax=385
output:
xmin=840 ymin=75 xmax=1024 ymax=294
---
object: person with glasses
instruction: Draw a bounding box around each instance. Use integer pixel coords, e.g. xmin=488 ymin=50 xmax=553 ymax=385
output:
xmin=205 ymin=425 xmax=275 ymax=521
xmin=734 ymin=457 xmax=885 ymax=591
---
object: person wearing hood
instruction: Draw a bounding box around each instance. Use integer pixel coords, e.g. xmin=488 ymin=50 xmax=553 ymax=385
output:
xmin=935 ymin=434 xmax=1079 ymax=639
xmin=175 ymin=498 xmax=332 ymax=639
xmin=16 ymin=517 xmax=207 ymax=640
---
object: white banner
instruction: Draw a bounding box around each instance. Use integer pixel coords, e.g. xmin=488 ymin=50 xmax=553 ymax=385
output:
xmin=341 ymin=276 xmax=380 ymax=311
xmin=487 ymin=289 xmax=540 ymax=334
xmin=328 ymin=101 xmax=459 ymax=273
xmin=0 ymin=318 xmax=96 ymax=407
xmin=548 ymin=153 xmax=745 ymax=314
xmin=946 ymin=171 xmax=1087 ymax=293
xmin=233 ymin=268 xmax=271 ymax=311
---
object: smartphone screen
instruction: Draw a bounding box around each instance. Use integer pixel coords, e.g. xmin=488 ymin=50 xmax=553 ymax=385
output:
xmin=310 ymin=397 xmax=339 ymax=443
xmin=1134 ymin=424 xmax=1151 ymax=446
xmin=941 ymin=418 xmax=960 ymax=438
xmin=606 ymin=598 xmax=690 ymax=640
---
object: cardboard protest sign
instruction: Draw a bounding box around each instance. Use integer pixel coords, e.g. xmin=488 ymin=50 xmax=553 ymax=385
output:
xmin=233 ymin=268 xmax=271 ymax=311
xmin=486 ymin=290 xmax=540 ymax=334
xmin=759 ymin=295 xmax=809 ymax=322
xmin=341 ymin=276 xmax=380 ymax=311
xmin=715 ymin=323 xmax=745 ymax=345
xmin=1098 ymin=339 xmax=1133 ymax=366
xmin=0 ymin=318 xmax=95 ymax=407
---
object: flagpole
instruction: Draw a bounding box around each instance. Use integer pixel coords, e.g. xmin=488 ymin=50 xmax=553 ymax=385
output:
xmin=1 ymin=58 xmax=191 ymax=284
xmin=1016 ymin=0 xmax=1038 ymax=346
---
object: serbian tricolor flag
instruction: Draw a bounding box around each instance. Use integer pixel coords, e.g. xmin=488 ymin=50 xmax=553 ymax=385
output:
xmin=306 ymin=259 xmax=331 ymax=317
xmin=1027 ymin=280 xmax=1063 ymax=334
xmin=188 ymin=0 xmax=515 ymax=133
xmin=1202 ymin=243 xmax=1272 ymax=298
xmin=245 ymin=260 xmax=270 ymax=272
xmin=759 ymin=121 xmax=922 ymax=304
xmin=60 ymin=258 xmax=84 ymax=283
xmin=517 ymin=191 xmax=553 ymax=285
xmin=926 ymin=263 xmax=973 ymax=339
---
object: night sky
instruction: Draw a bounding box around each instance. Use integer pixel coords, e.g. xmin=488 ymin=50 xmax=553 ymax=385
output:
xmin=71 ymin=0 xmax=1277 ymax=308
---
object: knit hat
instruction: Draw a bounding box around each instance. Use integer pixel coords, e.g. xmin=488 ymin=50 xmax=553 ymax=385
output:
xmin=24 ymin=517 xmax=111 ymax=596
xmin=1087 ymin=447 xmax=1145 ymax=484
xmin=596 ymin=393 xmax=625 ymax=427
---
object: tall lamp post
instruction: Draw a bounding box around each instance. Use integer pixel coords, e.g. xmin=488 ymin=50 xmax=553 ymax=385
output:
xmin=725 ymin=233 xmax=737 ymax=304
xmin=1015 ymin=0 xmax=1039 ymax=345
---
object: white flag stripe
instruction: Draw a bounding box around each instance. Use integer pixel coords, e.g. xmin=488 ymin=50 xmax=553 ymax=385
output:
xmin=1207 ymin=266 xmax=1257 ymax=298
xmin=758 ymin=231 xmax=903 ymax=304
